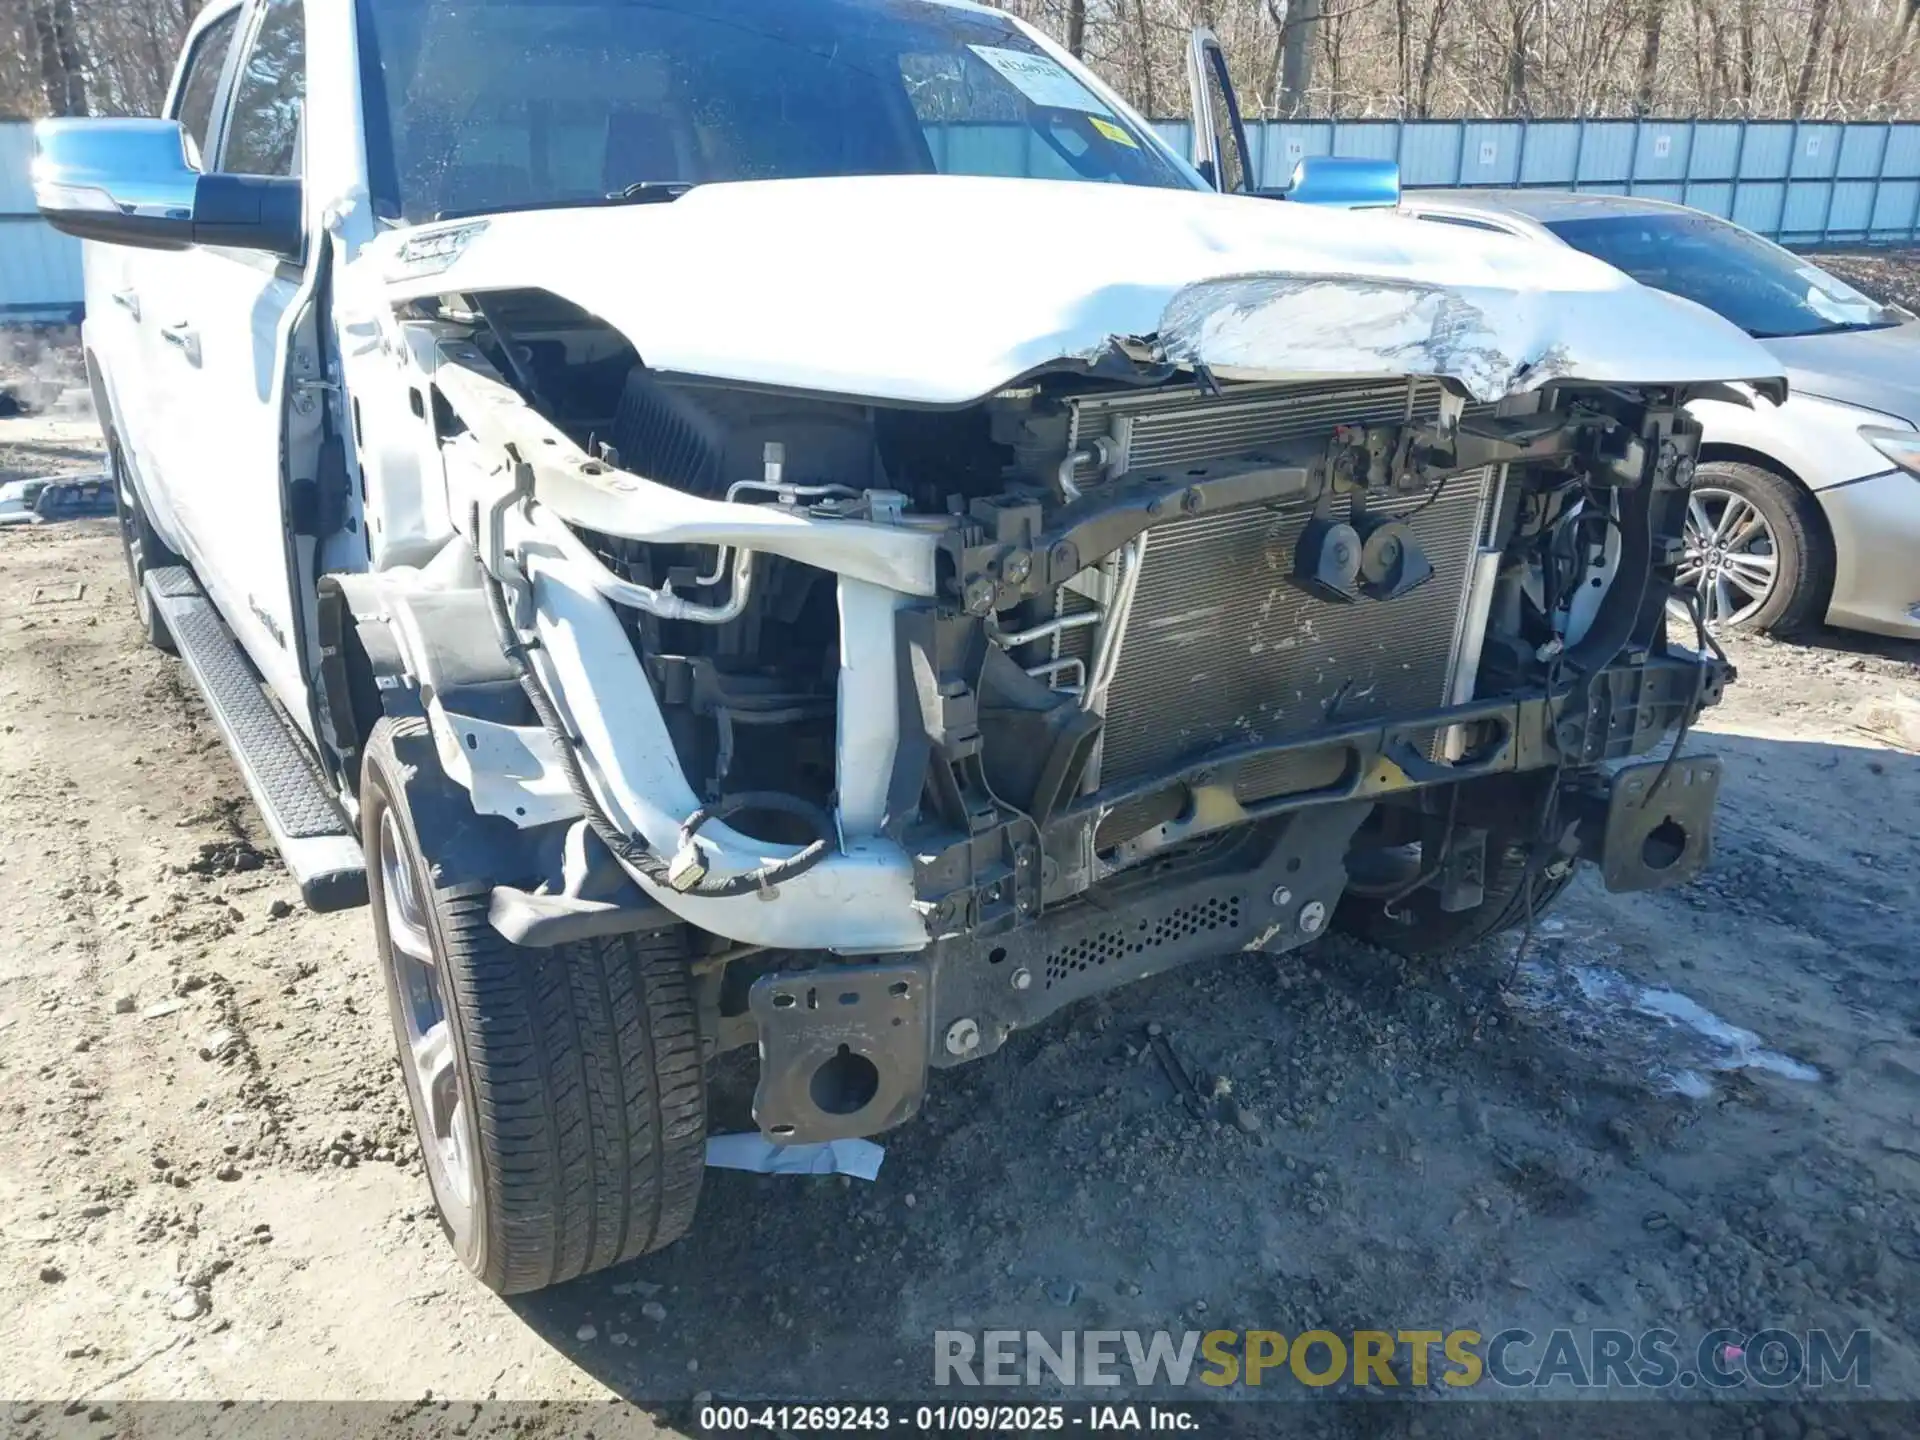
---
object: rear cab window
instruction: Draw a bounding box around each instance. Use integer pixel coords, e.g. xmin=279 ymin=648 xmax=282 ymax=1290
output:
xmin=172 ymin=9 xmax=241 ymax=170
xmin=220 ymin=0 xmax=307 ymax=178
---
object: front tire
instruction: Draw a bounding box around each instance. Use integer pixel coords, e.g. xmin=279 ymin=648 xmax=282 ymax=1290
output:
xmin=108 ymin=434 xmax=179 ymax=653
xmin=362 ymin=717 xmax=707 ymax=1294
xmin=1334 ymin=838 xmax=1575 ymax=958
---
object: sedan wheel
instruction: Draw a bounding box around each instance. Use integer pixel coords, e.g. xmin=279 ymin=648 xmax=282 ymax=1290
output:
xmin=1677 ymin=486 xmax=1780 ymax=627
xmin=1666 ymin=461 xmax=1831 ymax=637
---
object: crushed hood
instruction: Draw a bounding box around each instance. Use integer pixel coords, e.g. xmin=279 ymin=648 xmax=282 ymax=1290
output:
xmin=370 ymin=174 xmax=1785 ymax=406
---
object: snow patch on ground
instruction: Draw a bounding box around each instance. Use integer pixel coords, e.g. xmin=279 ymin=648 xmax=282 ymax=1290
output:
xmin=1515 ymin=921 xmax=1819 ymax=1096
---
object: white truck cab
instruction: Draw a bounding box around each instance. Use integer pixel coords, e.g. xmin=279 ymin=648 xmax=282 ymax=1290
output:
xmin=38 ymin=0 xmax=1782 ymax=1294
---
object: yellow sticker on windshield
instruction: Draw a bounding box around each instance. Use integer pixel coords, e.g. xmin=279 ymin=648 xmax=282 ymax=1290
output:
xmin=1089 ymin=116 xmax=1139 ymax=149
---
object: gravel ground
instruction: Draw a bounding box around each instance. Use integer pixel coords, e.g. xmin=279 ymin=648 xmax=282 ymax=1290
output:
xmin=0 ymin=329 xmax=86 ymax=420
xmin=2 ymin=305 xmax=1919 ymax=1435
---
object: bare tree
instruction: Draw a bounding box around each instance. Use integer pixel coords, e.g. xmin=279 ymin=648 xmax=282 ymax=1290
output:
xmin=1500 ymin=0 xmax=1536 ymax=115
xmin=1279 ymin=0 xmax=1319 ymax=115
xmin=1793 ymin=0 xmax=1833 ymax=114
xmin=1634 ymin=0 xmax=1665 ymax=115
xmin=29 ymin=0 xmax=87 ymax=116
xmin=1413 ymin=0 xmax=1452 ymax=116
xmin=2 ymin=0 xmax=1916 ymax=137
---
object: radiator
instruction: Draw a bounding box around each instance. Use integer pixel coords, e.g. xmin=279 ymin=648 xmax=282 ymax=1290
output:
xmin=1057 ymin=380 xmax=1495 ymax=849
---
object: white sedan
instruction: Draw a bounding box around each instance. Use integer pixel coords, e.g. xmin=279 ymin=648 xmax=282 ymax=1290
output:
xmin=1404 ymin=190 xmax=1920 ymax=638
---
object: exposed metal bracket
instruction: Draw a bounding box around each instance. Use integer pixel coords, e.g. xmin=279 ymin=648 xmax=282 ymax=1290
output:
xmin=428 ymin=698 xmax=582 ymax=828
xmin=1574 ymin=754 xmax=1723 ymax=893
xmin=748 ymin=960 xmax=932 ymax=1144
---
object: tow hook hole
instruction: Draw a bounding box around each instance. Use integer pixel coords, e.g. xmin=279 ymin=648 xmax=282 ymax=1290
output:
xmin=1643 ymin=818 xmax=1688 ymax=871
xmin=810 ymin=1045 xmax=880 ymax=1116
xmin=772 ymin=992 xmax=796 ymax=1010
xmin=988 ymin=947 xmax=1008 ymax=965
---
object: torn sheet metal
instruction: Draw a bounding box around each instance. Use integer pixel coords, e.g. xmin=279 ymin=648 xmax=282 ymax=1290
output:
xmin=365 ymin=172 xmax=1785 ymax=408
xmin=1153 ymin=273 xmax=1772 ymax=404
xmin=705 ymin=1133 xmax=886 ymax=1180
xmin=436 ymin=346 xmax=940 ymax=597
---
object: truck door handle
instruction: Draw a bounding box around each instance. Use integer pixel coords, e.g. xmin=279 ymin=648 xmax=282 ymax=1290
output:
xmin=111 ymin=287 xmax=140 ymax=320
xmin=159 ymin=323 xmax=201 ymax=366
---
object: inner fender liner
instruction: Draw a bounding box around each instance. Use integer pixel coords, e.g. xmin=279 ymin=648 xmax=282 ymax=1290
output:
xmin=318 ymin=577 xmax=535 ymax=774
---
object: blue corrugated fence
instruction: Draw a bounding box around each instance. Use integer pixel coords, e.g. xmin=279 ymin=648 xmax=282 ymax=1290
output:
xmin=5 ymin=113 xmax=1917 ymax=285
xmin=0 ymin=120 xmax=84 ymax=321
xmin=1148 ymin=117 xmax=1920 ymax=245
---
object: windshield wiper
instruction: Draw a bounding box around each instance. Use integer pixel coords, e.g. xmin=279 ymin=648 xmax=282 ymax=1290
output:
xmin=607 ymin=181 xmax=696 ymax=202
xmin=1748 ymin=319 xmax=1899 ymax=339
xmin=434 ymin=182 xmax=697 ymax=223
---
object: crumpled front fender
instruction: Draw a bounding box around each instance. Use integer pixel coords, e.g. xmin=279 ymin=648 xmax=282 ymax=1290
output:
xmin=1154 ymin=272 xmax=1787 ymax=404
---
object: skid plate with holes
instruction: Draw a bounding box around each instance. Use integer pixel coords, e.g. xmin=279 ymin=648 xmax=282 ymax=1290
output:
xmin=747 ymin=960 xmax=932 ymax=1145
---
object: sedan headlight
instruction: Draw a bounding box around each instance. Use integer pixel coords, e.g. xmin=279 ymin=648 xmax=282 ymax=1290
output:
xmin=1859 ymin=424 xmax=1920 ymax=479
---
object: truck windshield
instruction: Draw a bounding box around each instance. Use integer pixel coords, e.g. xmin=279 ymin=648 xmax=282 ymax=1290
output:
xmin=1544 ymin=211 xmax=1901 ymax=340
xmin=356 ymin=0 xmax=1195 ymax=222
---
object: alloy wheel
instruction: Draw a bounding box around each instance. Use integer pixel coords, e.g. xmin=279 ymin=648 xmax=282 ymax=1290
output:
xmin=378 ymin=808 xmax=477 ymax=1239
xmin=1675 ymin=485 xmax=1780 ymax=628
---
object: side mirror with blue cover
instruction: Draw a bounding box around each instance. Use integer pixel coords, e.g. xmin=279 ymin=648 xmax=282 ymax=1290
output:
xmin=1281 ymin=156 xmax=1402 ymax=210
xmin=33 ymin=117 xmax=303 ymax=261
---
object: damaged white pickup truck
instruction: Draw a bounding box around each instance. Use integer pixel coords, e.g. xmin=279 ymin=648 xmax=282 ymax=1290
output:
xmin=38 ymin=0 xmax=1785 ymax=1294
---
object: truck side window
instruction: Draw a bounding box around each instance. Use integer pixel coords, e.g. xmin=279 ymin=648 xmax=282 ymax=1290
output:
xmin=173 ymin=11 xmax=240 ymax=171
xmin=220 ymin=0 xmax=306 ymax=178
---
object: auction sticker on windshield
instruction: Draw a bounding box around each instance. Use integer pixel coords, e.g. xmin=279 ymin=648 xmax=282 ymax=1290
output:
xmin=968 ymin=45 xmax=1112 ymax=115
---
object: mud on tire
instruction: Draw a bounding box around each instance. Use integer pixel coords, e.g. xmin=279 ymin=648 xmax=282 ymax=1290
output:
xmin=361 ymin=716 xmax=707 ymax=1294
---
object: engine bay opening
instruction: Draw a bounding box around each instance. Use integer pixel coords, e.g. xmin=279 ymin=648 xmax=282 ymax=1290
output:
xmin=424 ymin=286 xmax=1716 ymax=938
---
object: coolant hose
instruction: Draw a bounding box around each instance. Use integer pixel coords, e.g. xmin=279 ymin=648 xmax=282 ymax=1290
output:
xmin=473 ymin=534 xmax=834 ymax=899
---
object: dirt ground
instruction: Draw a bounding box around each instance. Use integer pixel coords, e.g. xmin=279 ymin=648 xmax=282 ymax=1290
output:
xmin=3 ymin=369 xmax=1919 ymax=1433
